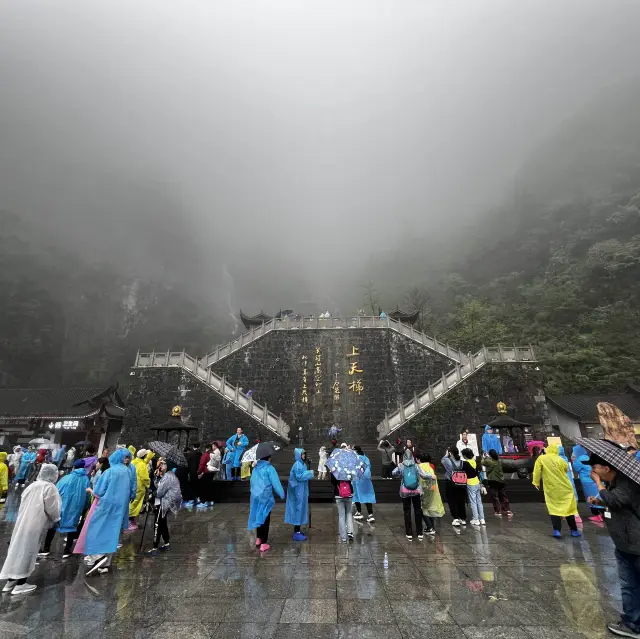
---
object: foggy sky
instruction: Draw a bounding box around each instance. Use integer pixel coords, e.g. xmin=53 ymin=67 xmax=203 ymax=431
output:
xmin=2 ymin=0 xmax=640 ymax=314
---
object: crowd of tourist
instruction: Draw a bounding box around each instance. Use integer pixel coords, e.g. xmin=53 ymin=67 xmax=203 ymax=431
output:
xmin=0 ymin=431 xmax=638 ymax=639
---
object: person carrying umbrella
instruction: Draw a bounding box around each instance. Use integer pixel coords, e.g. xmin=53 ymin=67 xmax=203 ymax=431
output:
xmin=284 ymin=448 xmax=315 ymax=541
xmin=578 ymin=438 xmax=640 ymax=638
xmin=326 ymin=446 xmax=365 ymax=542
xmin=352 ymin=446 xmax=376 ymax=523
xmin=247 ymin=442 xmax=285 ymax=552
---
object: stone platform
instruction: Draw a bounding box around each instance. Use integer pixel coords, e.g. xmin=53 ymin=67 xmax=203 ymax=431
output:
xmin=0 ymin=501 xmax=623 ymax=638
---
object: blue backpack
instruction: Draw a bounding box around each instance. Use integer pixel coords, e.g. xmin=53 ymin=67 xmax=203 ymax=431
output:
xmin=402 ymin=463 xmax=419 ymax=490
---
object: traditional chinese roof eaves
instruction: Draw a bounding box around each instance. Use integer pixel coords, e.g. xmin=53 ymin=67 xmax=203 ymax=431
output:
xmin=547 ymin=394 xmax=640 ymax=423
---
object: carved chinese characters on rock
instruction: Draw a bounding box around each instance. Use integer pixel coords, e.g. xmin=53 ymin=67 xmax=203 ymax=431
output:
xmin=314 ymin=347 xmax=322 ymax=397
xmin=333 ymin=373 xmax=341 ymax=403
xmin=347 ymin=345 xmax=364 ymax=394
xmin=301 ymin=354 xmax=309 ymax=404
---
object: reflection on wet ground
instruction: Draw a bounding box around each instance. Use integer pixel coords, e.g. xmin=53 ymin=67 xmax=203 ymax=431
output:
xmin=0 ymin=500 xmax=623 ymax=638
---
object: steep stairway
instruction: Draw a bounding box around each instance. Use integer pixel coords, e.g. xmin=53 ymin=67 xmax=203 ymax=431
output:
xmin=202 ymin=315 xmax=468 ymax=367
xmin=377 ymin=346 xmax=536 ymax=438
xmin=133 ymin=350 xmax=291 ymax=442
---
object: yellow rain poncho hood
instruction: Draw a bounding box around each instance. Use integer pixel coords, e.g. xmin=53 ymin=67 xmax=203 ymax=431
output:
xmin=532 ymin=444 xmax=578 ymax=517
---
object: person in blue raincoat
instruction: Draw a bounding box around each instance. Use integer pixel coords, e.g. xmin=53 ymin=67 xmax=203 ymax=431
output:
xmin=226 ymin=428 xmax=249 ymax=480
xmin=352 ymin=446 xmax=376 ymax=523
xmin=81 ymin=448 xmax=134 ymax=574
xmin=572 ymin=444 xmax=605 ymax=522
xmin=222 ymin=449 xmax=234 ymax=481
xmin=16 ymin=447 xmax=36 ymax=485
xmin=482 ymin=426 xmax=503 ymax=455
xmin=284 ymin=448 xmax=315 ymax=541
xmin=39 ymin=460 xmax=89 ymax=557
xmin=558 ymin=445 xmax=579 ymax=501
xmin=248 ymin=456 xmax=285 ymax=553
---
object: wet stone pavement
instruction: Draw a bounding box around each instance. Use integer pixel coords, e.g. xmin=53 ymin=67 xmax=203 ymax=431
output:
xmin=0 ymin=501 xmax=624 ymax=638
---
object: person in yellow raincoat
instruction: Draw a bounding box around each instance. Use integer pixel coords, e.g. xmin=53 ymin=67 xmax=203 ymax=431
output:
xmin=0 ymin=452 xmax=9 ymax=503
xmin=532 ymin=444 xmax=581 ymax=538
xmin=127 ymin=448 xmax=154 ymax=531
xmin=417 ymin=452 xmax=444 ymax=535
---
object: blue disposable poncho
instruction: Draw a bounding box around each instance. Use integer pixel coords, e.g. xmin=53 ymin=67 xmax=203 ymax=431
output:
xmin=482 ymin=425 xmax=503 ymax=454
xmin=15 ymin=451 xmax=36 ymax=481
xmin=84 ymin=448 xmax=133 ymax=555
xmin=56 ymin=467 xmax=90 ymax=532
xmin=53 ymin=445 xmax=67 ymax=464
xmin=558 ymin=445 xmax=579 ymax=501
xmin=572 ymin=448 xmax=604 ymax=510
xmin=247 ymin=459 xmax=285 ymax=530
xmin=226 ymin=433 xmax=249 ymax=468
xmin=353 ymin=454 xmax=377 ymax=504
xmin=284 ymin=448 xmax=314 ymax=526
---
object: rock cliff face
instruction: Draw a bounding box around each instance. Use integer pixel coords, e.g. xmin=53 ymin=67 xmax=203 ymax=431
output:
xmin=122 ymin=328 xmax=544 ymax=451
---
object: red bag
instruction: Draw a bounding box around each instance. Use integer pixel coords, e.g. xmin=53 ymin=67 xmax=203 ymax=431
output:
xmin=338 ymin=481 xmax=353 ymax=498
xmin=451 ymin=470 xmax=467 ymax=486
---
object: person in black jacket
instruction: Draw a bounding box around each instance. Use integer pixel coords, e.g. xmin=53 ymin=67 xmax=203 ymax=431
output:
xmin=587 ymin=453 xmax=640 ymax=638
xmin=183 ymin=444 xmax=202 ymax=506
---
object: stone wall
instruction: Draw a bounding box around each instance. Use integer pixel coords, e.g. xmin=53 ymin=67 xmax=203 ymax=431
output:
xmin=210 ymin=329 xmax=454 ymax=445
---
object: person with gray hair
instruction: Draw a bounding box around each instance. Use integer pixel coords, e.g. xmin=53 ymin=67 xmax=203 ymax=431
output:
xmin=1 ymin=464 xmax=61 ymax=595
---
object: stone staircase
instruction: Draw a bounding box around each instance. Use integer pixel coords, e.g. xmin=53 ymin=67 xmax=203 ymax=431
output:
xmin=377 ymin=346 xmax=537 ymax=438
xmin=133 ymin=350 xmax=291 ymax=442
xmin=202 ymin=315 xmax=468 ymax=367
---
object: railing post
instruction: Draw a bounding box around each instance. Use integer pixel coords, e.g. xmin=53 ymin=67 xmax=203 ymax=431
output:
xmin=413 ymin=391 xmax=419 ymax=413
xmin=469 ymin=352 xmax=476 ymax=372
xmin=384 ymin=412 xmax=389 ymax=434
xmin=316 ymin=316 xmax=319 ymax=329
xmin=409 ymin=325 xmax=414 ymax=340
xmin=193 ymin=356 xmax=198 ymax=373
xmin=164 ymin=350 xmax=169 ymax=366
xmin=285 ymin=314 xmax=290 ymax=329
xmin=134 ymin=350 xmax=140 ymax=367
xmin=529 ymin=343 xmax=535 ymax=360
xmin=248 ymin=394 xmax=254 ymax=415
xmin=456 ymin=365 xmax=462 ymax=382
xmin=221 ymin=375 xmax=226 ymax=397
xmin=150 ymin=349 xmax=156 ymax=366
xmin=446 ymin=343 xmax=452 ymax=359
xmin=263 ymin=403 xmax=268 ymax=425
xmin=513 ymin=344 xmax=518 ymax=361
xmin=238 ymin=333 xmax=244 ymax=348
xmin=207 ymin=368 xmax=213 ymax=384
xmin=214 ymin=346 xmax=220 ymax=363
xmin=442 ymin=372 xmax=448 ymax=391
xmin=386 ymin=314 xmax=390 ymax=327
xmin=235 ymin=385 xmax=239 ymax=403
xmin=398 ymin=400 xmax=406 ymax=425
xmin=428 ymin=383 xmax=435 ymax=402
xmin=250 ymin=326 xmax=254 ymax=343
xmin=498 ymin=344 xmax=504 ymax=361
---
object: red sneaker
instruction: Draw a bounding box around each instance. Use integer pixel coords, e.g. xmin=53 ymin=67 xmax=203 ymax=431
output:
xmin=255 ymin=538 xmax=262 ymax=547
xmin=259 ymin=543 xmax=270 ymax=552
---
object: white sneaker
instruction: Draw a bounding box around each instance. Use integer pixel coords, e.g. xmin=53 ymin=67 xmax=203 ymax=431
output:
xmin=451 ymin=519 xmax=461 ymax=526
xmin=460 ymin=520 xmax=467 ymax=526
xmin=367 ymin=515 xmax=375 ymax=523
xmin=470 ymin=519 xmax=480 ymax=526
xmin=12 ymin=583 xmax=37 ymax=596
xmin=480 ymin=519 xmax=486 ymax=526
xmin=406 ymin=535 xmax=413 ymax=540
xmin=353 ymin=513 xmax=363 ymax=520
xmin=2 ymin=580 xmax=17 ymax=593
xmin=417 ymin=535 xmax=424 ymax=540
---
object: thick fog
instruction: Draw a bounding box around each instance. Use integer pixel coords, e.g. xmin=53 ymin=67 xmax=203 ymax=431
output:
xmin=2 ymin=0 xmax=640 ymax=313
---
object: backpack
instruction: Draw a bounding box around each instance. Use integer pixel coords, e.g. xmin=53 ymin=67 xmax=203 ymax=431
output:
xmin=338 ymin=481 xmax=353 ymax=498
xmin=402 ymin=463 xmax=419 ymax=490
xmin=451 ymin=470 xmax=468 ymax=486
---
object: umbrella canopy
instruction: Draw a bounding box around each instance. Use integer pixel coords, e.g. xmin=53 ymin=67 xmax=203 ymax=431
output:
xmin=576 ymin=437 xmax=640 ymax=485
xmin=148 ymin=441 xmax=187 ymax=466
xmin=241 ymin=441 xmax=282 ymax=463
xmin=74 ymin=440 xmax=92 ymax=448
xmin=326 ymin=448 xmax=365 ymax=481
xmin=29 ymin=438 xmax=52 ymax=445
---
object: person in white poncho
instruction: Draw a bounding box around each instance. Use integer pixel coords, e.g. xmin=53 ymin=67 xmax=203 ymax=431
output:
xmin=0 ymin=463 xmax=61 ymax=595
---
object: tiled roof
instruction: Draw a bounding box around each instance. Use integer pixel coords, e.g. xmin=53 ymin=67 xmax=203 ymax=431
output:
xmin=547 ymin=393 xmax=640 ymax=422
xmin=0 ymin=388 xmax=110 ymax=418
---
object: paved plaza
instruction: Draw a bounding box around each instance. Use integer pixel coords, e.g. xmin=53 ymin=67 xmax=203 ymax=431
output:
xmin=0 ymin=501 xmax=623 ymax=639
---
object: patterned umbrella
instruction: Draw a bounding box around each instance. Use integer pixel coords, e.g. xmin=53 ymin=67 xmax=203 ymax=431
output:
xmin=148 ymin=441 xmax=187 ymax=466
xmin=242 ymin=441 xmax=282 ymax=463
xmin=326 ymin=448 xmax=365 ymax=481
xmin=576 ymin=438 xmax=640 ymax=485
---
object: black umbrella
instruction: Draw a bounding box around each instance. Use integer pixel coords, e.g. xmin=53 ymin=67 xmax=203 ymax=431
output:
xmin=147 ymin=441 xmax=188 ymax=466
xmin=241 ymin=441 xmax=282 ymax=463
xmin=74 ymin=440 xmax=91 ymax=447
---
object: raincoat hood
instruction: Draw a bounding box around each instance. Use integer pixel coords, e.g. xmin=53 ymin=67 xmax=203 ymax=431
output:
xmin=484 ymin=425 xmax=493 ymax=433
xmin=572 ymin=444 xmax=588 ymax=460
xmin=71 ymin=467 xmax=86 ymax=477
xmin=110 ymin=448 xmax=132 ymax=466
xmin=127 ymin=445 xmax=136 ymax=456
xmin=319 ymin=446 xmax=326 ymax=454
xmin=557 ymin=445 xmax=568 ymax=460
xmin=38 ymin=463 xmax=59 ymax=483
xmin=402 ymin=449 xmax=416 ymax=466
xmin=13 ymin=446 xmax=22 ymax=454
xmin=0 ymin=452 xmax=7 ymax=463
xmin=294 ymin=448 xmax=305 ymax=462
xmin=547 ymin=444 xmax=560 ymax=456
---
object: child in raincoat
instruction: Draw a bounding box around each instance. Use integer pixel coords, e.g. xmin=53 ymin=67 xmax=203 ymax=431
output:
xmin=317 ymin=446 xmax=328 ymax=480
xmin=417 ymin=452 xmax=444 ymax=534
xmin=572 ymin=444 xmax=605 ymax=522
xmin=0 ymin=452 xmax=8 ymax=502
xmin=39 ymin=459 xmax=89 ymax=557
xmin=533 ymin=443 xmax=581 ymax=538
xmin=352 ymin=446 xmax=376 ymax=523
xmin=284 ymin=448 xmax=315 ymax=541
xmin=0 ymin=464 xmax=61 ymax=595
xmin=248 ymin=456 xmax=285 ymax=553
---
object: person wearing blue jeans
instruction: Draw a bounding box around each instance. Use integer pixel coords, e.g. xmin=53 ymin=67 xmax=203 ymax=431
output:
xmin=331 ymin=475 xmax=354 ymax=542
xmin=586 ymin=450 xmax=640 ymax=638
xmin=462 ymin=448 xmax=486 ymax=525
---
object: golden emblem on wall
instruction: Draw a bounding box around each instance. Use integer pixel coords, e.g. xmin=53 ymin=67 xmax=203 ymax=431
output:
xmin=172 ymin=405 xmax=182 ymax=417
xmin=496 ymin=402 xmax=507 ymax=415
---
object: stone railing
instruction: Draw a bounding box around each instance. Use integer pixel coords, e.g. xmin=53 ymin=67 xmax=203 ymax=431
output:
xmin=203 ymin=315 xmax=467 ymax=367
xmin=133 ymin=350 xmax=290 ymax=442
xmin=377 ymin=345 xmax=537 ymax=438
